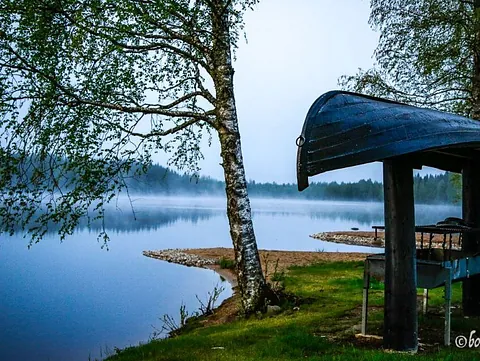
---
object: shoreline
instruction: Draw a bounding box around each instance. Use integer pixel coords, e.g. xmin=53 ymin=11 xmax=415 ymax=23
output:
xmin=142 ymin=245 xmax=370 ymax=326
xmin=143 ymin=230 xmax=463 ymax=291
xmin=143 ymin=232 xmax=461 ymax=325
xmin=110 ymin=241 xmax=475 ymax=361
xmin=143 ymin=246 xmax=371 ymax=285
xmin=143 ymin=249 xmax=238 ymax=287
xmin=311 ymin=230 xmax=461 ymax=250
xmin=311 ymin=231 xmax=385 ymax=248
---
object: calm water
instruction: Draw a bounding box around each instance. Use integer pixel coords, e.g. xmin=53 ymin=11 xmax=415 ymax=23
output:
xmin=0 ymin=196 xmax=461 ymax=361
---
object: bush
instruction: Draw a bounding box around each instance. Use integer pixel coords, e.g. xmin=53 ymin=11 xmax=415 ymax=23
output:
xmin=218 ymin=257 xmax=235 ymax=270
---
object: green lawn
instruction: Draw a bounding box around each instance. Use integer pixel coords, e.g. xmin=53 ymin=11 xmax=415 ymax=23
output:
xmin=106 ymin=261 xmax=480 ymax=361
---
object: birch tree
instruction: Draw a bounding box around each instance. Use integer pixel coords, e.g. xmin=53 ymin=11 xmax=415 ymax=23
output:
xmin=340 ymin=0 xmax=480 ymax=316
xmin=0 ymin=0 xmax=269 ymax=314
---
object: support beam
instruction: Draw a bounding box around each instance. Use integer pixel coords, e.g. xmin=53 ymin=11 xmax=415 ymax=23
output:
xmin=422 ymin=289 xmax=428 ymax=315
xmin=361 ymin=260 xmax=370 ymax=335
xmin=444 ymin=266 xmax=453 ymax=346
xmin=462 ymin=161 xmax=480 ymax=316
xmin=383 ymin=159 xmax=418 ymax=351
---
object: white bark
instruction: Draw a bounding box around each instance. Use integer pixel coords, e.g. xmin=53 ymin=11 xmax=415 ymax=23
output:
xmin=210 ymin=0 xmax=267 ymax=313
xmin=218 ymin=108 xmax=267 ymax=314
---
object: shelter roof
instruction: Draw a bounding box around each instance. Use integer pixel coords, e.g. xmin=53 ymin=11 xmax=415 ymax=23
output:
xmin=297 ymin=91 xmax=480 ymax=191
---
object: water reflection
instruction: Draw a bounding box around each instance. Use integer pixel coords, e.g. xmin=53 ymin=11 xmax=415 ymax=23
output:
xmin=101 ymin=207 xmax=219 ymax=233
xmin=308 ymin=208 xmax=383 ymax=226
xmin=23 ymin=206 xmax=221 ymax=235
xmin=307 ymin=203 xmax=461 ymax=227
xmin=46 ymin=198 xmax=463 ymax=234
xmin=415 ymin=203 xmax=461 ymax=225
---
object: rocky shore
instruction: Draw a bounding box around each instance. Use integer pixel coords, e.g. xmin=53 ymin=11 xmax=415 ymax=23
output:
xmin=311 ymin=232 xmax=384 ymax=248
xmin=143 ymin=248 xmax=238 ymax=287
xmin=311 ymin=231 xmax=461 ymax=250
xmin=143 ymin=249 xmax=217 ymax=267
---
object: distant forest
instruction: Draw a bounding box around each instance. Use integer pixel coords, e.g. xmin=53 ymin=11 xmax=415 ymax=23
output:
xmin=126 ymin=164 xmax=460 ymax=204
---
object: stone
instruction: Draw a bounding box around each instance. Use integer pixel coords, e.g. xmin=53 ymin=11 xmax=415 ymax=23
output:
xmin=142 ymin=249 xmax=217 ymax=268
xmin=266 ymin=305 xmax=282 ymax=314
xmin=352 ymin=324 xmax=362 ymax=333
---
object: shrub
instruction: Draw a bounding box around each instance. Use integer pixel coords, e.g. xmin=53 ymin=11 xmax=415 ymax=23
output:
xmin=218 ymin=257 xmax=235 ymax=270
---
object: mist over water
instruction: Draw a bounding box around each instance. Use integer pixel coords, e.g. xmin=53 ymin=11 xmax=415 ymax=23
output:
xmin=0 ymin=196 xmax=461 ymax=361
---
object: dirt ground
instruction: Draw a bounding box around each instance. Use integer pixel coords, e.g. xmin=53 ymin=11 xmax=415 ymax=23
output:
xmin=183 ymin=247 xmax=369 ymax=281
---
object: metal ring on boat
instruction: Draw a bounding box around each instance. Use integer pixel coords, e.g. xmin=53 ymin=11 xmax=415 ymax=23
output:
xmin=296 ymin=135 xmax=305 ymax=147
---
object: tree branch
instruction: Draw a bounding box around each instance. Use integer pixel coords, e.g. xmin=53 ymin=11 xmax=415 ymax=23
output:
xmin=3 ymin=44 xmax=214 ymax=119
xmin=56 ymin=8 xmax=211 ymax=71
xmin=93 ymin=113 xmax=212 ymax=139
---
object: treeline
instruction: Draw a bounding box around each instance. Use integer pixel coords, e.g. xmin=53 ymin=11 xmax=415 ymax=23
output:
xmin=127 ymin=164 xmax=460 ymax=204
xmin=126 ymin=164 xmax=225 ymax=195
xmin=413 ymin=173 xmax=459 ymax=204
xmin=251 ymin=178 xmax=383 ymax=201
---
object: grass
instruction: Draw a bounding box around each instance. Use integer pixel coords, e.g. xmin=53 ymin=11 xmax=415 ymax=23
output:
xmin=218 ymin=257 xmax=236 ymax=270
xmin=106 ymin=261 xmax=480 ymax=361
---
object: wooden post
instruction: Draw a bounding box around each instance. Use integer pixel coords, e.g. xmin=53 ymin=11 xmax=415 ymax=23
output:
xmin=361 ymin=260 xmax=370 ymax=335
xmin=444 ymin=266 xmax=453 ymax=346
xmin=422 ymin=289 xmax=428 ymax=315
xmin=383 ymin=159 xmax=418 ymax=351
xmin=462 ymin=161 xmax=480 ymax=316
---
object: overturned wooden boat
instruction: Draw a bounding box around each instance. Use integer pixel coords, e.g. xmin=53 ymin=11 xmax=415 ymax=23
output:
xmin=296 ymin=91 xmax=480 ymax=191
xmin=296 ymin=91 xmax=480 ymax=350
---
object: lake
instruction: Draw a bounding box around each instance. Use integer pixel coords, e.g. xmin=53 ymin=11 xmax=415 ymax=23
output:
xmin=0 ymin=196 xmax=461 ymax=361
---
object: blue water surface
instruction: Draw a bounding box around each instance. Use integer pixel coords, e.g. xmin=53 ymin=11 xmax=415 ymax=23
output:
xmin=0 ymin=196 xmax=460 ymax=361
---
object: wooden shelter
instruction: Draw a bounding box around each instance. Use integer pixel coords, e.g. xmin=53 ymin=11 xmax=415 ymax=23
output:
xmin=296 ymin=91 xmax=480 ymax=351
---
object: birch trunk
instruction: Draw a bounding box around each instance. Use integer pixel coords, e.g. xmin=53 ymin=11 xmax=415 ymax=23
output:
xmin=217 ymin=115 xmax=268 ymax=314
xmin=210 ymin=0 xmax=268 ymax=314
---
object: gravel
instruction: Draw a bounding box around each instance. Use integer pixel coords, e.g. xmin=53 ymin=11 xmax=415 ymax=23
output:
xmin=143 ymin=249 xmax=218 ymax=268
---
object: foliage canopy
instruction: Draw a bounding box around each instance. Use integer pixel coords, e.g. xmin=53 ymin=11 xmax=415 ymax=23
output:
xmin=0 ymin=0 xmax=257 ymax=245
xmin=340 ymin=0 xmax=480 ymax=117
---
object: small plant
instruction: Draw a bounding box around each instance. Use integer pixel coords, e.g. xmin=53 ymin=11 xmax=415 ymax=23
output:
xmin=262 ymin=252 xmax=270 ymax=277
xmin=87 ymin=344 xmax=115 ymax=361
xmin=259 ymin=255 xmax=302 ymax=315
xmin=262 ymin=253 xmax=286 ymax=295
xmin=151 ymin=284 xmax=225 ymax=339
xmin=218 ymin=257 xmax=235 ymax=270
xmin=196 ymin=284 xmax=225 ymax=316
xmin=270 ymin=258 xmax=286 ymax=293
xmin=151 ymin=302 xmax=191 ymax=339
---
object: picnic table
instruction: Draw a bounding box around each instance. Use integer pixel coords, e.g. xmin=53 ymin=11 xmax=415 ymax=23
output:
xmin=363 ymin=224 xmax=480 ymax=345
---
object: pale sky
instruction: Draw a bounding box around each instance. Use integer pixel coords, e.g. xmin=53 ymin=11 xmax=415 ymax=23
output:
xmin=154 ymin=0 xmax=442 ymax=184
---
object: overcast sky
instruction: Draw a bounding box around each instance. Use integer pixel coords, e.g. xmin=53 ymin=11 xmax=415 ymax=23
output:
xmin=155 ymin=0 xmax=442 ymax=184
